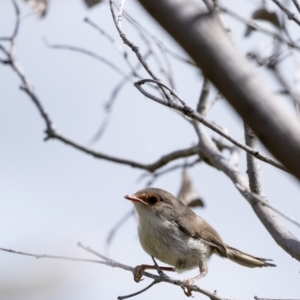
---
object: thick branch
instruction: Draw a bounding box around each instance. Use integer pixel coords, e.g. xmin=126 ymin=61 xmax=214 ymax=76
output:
xmin=136 ymin=0 xmax=300 ymax=181
xmin=193 ymin=122 xmax=300 ymax=261
xmin=244 ymin=124 xmax=300 ymax=261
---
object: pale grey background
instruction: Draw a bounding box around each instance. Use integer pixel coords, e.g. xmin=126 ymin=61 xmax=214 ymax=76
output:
xmin=0 ymin=0 xmax=299 ymax=299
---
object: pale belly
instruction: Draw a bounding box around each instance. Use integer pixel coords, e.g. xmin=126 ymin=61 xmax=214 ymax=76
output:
xmin=138 ymin=219 xmax=213 ymax=271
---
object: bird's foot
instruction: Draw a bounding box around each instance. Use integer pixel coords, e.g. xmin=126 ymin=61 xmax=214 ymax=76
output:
xmin=181 ymin=278 xmax=195 ymax=297
xmin=132 ymin=265 xmax=145 ymax=283
xmin=132 ymin=262 xmax=175 ymax=283
xmin=181 ymin=285 xmax=193 ymax=297
xmin=183 ymin=278 xmax=195 ymax=286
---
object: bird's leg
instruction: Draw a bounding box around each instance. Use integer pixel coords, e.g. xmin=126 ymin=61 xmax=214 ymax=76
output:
xmin=133 ymin=263 xmax=175 ymax=283
xmin=182 ymin=261 xmax=208 ymax=297
xmin=184 ymin=261 xmax=208 ymax=285
xmin=151 ymin=256 xmax=171 ymax=278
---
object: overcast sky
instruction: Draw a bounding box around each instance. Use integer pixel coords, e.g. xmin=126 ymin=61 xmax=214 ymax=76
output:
xmin=0 ymin=1 xmax=299 ymax=300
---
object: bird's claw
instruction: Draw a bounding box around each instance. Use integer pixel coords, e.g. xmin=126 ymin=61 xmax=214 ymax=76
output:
xmin=132 ymin=265 xmax=144 ymax=283
xmin=181 ymin=285 xmax=193 ymax=297
xmin=181 ymin=279 xmax=195 ymax=297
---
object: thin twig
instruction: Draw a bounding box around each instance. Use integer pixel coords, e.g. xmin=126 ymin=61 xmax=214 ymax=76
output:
xmin=109 ymin=0 xmax=160 ymax=80
xmin=120 ymin=9 xmax=196 ymax=66
xmin=109 ymin=0 xmax=172 ymax=102
xmin=236 ymin=183 xmax=300 ymax=228
xmin=0 ymin=244 xmax=226 ymax=300
xmin=141 ymin=158 xmax=201 ymax=187
xmin=218 ymin=5 xmax=300 ymax=51
xmin=197 ymin=77 xmax=211 ymax=116
xmin=78 ymin=243 xmax=226 ymax=300
xmin=1 ymin=33 xmax=200 ymax=173
xmin=117 ymin=0 xmax=126 ymax=29
xmin=271 ymin=0 xmax=300 ymax=26
xmin=44 ymin=41 xmax=127 ymax=78
xmin=270 ymin=64 xmax=300 ymax=113
xmin=118 ymin=280 xmax=158 ymax=300
xmin=0 ymin=246 xmax=104 ymax=264
xmin=89 ymin=51 xmax=152 ymax=144
xmin=291 ymin=0 xmax=300 ymax=14
xmin=0 ymin=0 xmax=20 ymax=42
xmin=84 ymin=17 xmax=136 ymax=73
xmin=134 ymin=78 xmax=287 ymax=172
xmin=46 ymin=130 xmax=200 ymax=172
xmin=118 ymin=7 xmax=176 ymax=89
xmin=105 ymin=208 xmax=135 ymax=250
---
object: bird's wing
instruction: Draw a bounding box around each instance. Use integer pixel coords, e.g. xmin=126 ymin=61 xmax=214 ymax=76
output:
xmin=175 ymin=212 xmax=228 ymax=257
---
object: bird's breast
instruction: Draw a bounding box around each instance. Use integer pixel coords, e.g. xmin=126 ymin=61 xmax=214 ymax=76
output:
xmin=137 ymin=216 xmax=212 ymax=271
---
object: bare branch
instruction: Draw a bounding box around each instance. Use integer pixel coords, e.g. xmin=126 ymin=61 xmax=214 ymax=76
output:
xmin=89 ymin=50 xmax=152 ymax=143
xmin=133 ymin=3 xmax=300 ymax=180
xmin=212 ymin=136 xmax=241 ymax=168
xmin=191 ymin=122 xmax=300 ymax=261
xmin=291 ymin=0 xmax=300 ymax=14
xmin=0 ymin=246 xmax=104 ymax=265
xmin=141 ymin=157 xmax=201 ymax=187
xmin=117 ymin=8 xmax=177 ymax=88
xmin=84 ymin=17 xmax=137 ymax=73
xmin=78 ymin=242 xmax=226 ymax=300
xmin=134 ymin=78 xmax=287 ymax=172
xmin=117 ymin=0 xmax=126 ymax=29
xmin=109 ymin=0 xmax=160 ymax=81
xmin=0 ymin=0 xmax=20 ymax=42
xmin=269 ymin=64 xmax=300 ymax=111
xmin=105 ymin=208 xmax=135 ymax=249
xmin=236 ymin=184 xmax=300 ymax=229
xmin=48 ymin=130 xmax=200 ymax=171
xmin=271 ymin=0 xmax=300 ymax=26
xmin=109 ymin=0 xmax=172 ymax=102
xmin=44 ymin=40 xmax=127 ymax=78
xmin=197 ymin=77 xmax=211 ymax=116
xmin=243 ymin=124 xmax=300 ymax=260
xmin=120 ymin=9 xmax=196 ymax=67
xmin=0 ymin=23 xmax=199 ymax=174
xmin=118 ymin=279 xmax=158 ymax=300
xmin=218 ymin=5 xmax=300 ymax=50
xmin=0 ymin=244 xmax=227 ymax=300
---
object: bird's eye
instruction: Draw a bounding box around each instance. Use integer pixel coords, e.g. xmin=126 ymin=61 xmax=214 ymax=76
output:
xmin=148 ymin=196 xmax=158 ymax=205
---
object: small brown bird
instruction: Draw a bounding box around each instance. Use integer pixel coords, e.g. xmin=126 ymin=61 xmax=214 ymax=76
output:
xmin=125 ymin=188 xmax=275 ymax=287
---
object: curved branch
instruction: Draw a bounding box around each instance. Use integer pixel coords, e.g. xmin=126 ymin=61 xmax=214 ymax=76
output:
xmin=1 ymin=27 xmax=199 ymax=174
xmin=45 ymin=41 xmax=127 ymax=78
xmin=51 ymin=130 xmax=199 ymax=172
xmin=134 ymin=79 xmax=287 ymax=172
xmin=192 ymin=122 xmax=300 ymax=261
xmin=0 ymin=0 xmax=20 ymax=42
xmin=271 ymin=0 xmax=300 ymax=27
xmin=218 ymin=5 xmax=300 ymax=50
xmin=244 ymin=124 xmax=300 ymax=260
xmin=136 ymin=0 xmax=300 ymax=181
xmin=0 ymin=245 xmax=226 ymax=300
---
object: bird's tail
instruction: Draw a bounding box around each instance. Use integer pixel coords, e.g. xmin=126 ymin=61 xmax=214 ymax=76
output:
xmin=226 ymin=245 xmax=276 ymax=268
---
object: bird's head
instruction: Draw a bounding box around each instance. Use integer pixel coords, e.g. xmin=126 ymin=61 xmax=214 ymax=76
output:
xmin=124 ymin=188 xmax=179 ymax=220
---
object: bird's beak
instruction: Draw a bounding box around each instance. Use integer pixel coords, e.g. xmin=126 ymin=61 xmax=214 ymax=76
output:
xmin=124 ymin=194 xmax=147 ymax=205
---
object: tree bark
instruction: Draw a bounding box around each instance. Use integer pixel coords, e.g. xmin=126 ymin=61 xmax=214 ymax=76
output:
xmin=137 ymin=0 xmax=300 ymax=181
